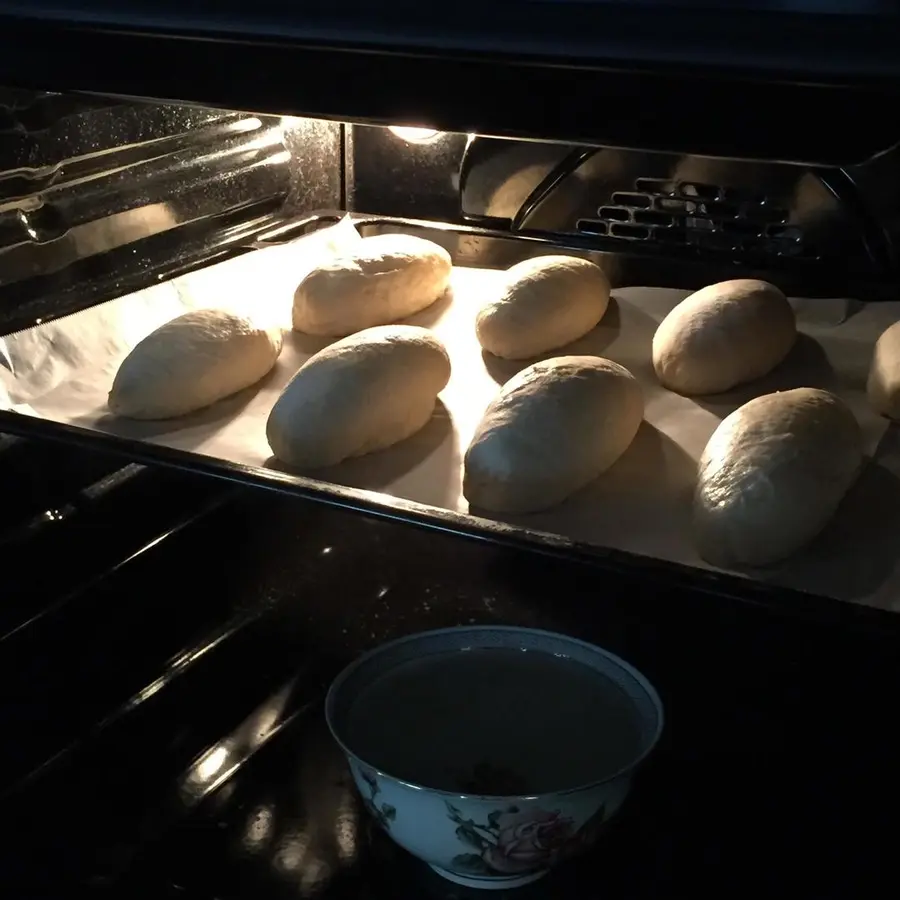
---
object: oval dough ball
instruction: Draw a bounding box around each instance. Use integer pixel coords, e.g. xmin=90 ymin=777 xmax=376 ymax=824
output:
xmin=464 ymin=356 xmax=643 ymax=514
xmin=652 ymin=279 xmax=796 ymax=395
xmin=267 ymin=324 xmax=451 ymax=469
xmin=108 ymin=309 xmax=283 ymax=420
xmin=867 ymin=320 xmax=900 ymax=419
xmin=694 ymin=388 xmax=862 ymax=567
xmin=476 ymin=255 xmax=610 ymax=360
xmin=292 ymin=234 xmax=452 ymax=337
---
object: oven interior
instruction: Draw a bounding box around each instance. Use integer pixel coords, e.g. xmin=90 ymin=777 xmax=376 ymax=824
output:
xmin=3 ymin=92 xmax=900 ymax=607
xmin=2 ymin=92 xmax=899 ymax=339
xmin=4 ymin=419 xmax=899 ymax=900
xmin=2 ymin=92 xmax=900 ymax=899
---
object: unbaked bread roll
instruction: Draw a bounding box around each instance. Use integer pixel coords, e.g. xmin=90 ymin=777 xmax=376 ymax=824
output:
xmin=108 ymin=309 xmax=283 ymax=420
xmin=476 ymin=255 xmax=610 ymax=360
xmin=867 ymin=320 xmax=900 ymax=419
xmin=464 ymin=356 xmax=643 ymax=513
xmin=694 ymin=388 xmax=862 ymax=567
xmin=292 ymin=234 xmax=452 ymax=336
xmin=652 ymin=279 xmax=796 ymax=395
xmin=267 ymin=324 xmax=450 ymax=469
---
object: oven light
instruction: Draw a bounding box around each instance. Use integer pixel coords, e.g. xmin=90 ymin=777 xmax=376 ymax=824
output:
xmin=389 ymin=126 xmax=441 ymax=143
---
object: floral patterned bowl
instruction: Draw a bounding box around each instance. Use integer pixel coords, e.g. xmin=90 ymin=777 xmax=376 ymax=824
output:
xmin=325 ymin=626 xmax=663 ymax=890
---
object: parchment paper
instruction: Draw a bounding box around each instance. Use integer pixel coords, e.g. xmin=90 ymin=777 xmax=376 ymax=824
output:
xmin=3 ymin=217 xmax=900 ymax=611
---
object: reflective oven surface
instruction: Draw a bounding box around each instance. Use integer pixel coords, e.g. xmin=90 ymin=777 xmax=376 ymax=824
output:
xmin=0 ymin=436 xmax=898 ymax=899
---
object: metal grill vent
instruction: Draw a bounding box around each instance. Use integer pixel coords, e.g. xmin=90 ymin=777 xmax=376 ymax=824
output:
xmin=577 ymin=179 xmax=814 ymax=260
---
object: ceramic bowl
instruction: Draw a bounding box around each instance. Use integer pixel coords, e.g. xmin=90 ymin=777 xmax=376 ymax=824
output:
xmin=325 ymin=626 xmax=663 ymax=890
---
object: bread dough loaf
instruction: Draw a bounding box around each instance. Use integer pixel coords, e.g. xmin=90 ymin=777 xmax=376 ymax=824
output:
xmin=694 ymin=388 xmax=862 ymax=567
xmin=267 ymin=324 xmax=451 ymax=469
xmin=867 ymin=320 xmax=900 ymax=419
xmin=108 ymin=309 xmax=283 ymax=420
xmin=476 ymin=255 xmax=610 ymax=360
xmin=464 ymin=356 xmax=643 ymax=513
xmin=652 ymin=279 xmax=796 ymax=395
xmin=292 ymin=234 xmax=452 ymax=337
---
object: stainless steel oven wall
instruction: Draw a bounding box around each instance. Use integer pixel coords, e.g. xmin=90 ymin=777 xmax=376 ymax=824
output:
xmin=0 ymin=93 xmax=340 ymax=334
xmin=347 ymin=124 xmax=900 ymax=301
xmin=345 ymin=124 xmax=469 ymax=223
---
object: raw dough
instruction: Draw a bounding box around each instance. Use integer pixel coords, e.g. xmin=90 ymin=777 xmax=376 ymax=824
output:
xmin=108 ymin=309 xmax=283 ymax=420
xmin=266 ymin=324 xmax=451 ymax=469
xmin=464 ymin=356 xmax=643 ymax=514
xmin=476 ymin=255 xmax=610 ymax=359
xmin=292 ymin=234 xmax=452 ymax=336
xmin=693 ymin=387 xmax=862 ymax=567
xmin=652 ymin=279 xmax=796 ymax=395
xmin=867 ymin=319 xmax=900 ymax=419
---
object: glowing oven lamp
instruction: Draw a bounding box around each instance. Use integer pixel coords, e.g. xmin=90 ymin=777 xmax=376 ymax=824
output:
xmin=388 ymin=126 xmax=441 ymax=143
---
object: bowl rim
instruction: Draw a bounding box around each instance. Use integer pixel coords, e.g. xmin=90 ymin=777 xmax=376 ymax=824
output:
xmin=324 ymin=625 xmax=664 ymax=801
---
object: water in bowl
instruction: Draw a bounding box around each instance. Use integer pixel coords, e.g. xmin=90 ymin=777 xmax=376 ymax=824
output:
xmin=342 ymin=647 xmax=643 ymax=795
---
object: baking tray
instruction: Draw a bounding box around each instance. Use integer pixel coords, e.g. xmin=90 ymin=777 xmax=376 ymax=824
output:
xmin=2 ymin=211 xmax=900 ymax=620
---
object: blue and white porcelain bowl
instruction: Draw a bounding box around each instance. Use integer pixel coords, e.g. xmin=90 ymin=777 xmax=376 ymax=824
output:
xmin=325 ymin=626 xmax=663 ymax=890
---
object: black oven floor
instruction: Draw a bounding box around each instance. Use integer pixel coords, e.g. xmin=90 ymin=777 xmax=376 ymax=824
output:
xmin=109 ymin=689 xmax=896 ymax=900
xmin=1 ymin=438 xmax=898 ymax=899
